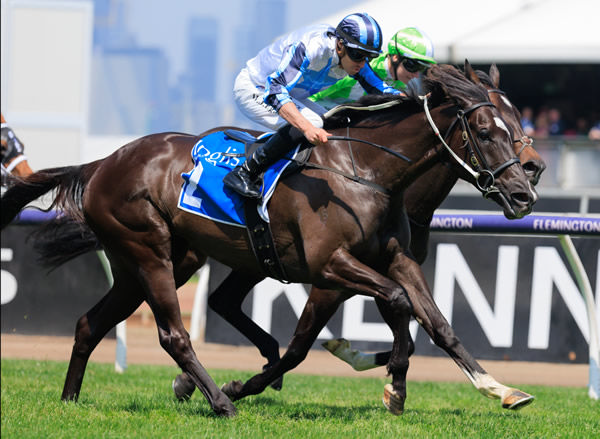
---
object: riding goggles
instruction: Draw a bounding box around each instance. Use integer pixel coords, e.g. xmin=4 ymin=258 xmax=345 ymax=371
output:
xmin=401 ymin=57 xmax=430 ymax=73
xmin=346 ymin=46 xmax=374 ymax=63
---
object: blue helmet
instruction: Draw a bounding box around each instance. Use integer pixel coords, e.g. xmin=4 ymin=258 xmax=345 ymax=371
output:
xmin=335 ymin=13 xmax=383 ymax=56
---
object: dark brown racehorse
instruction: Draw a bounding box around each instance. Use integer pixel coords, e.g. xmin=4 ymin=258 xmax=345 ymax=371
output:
xmin=1 ymin=113 xmax=34 ymax=185
xmin=1 ymin=65 xmax=536 ymax=417
xmin=172 ymin=62 xmax=543 ymax=409
xmin=320 ymin=63 xmax=546 ymax=370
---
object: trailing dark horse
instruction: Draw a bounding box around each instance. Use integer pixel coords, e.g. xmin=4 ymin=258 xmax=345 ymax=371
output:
xmin=172 ymin=62 xmax=543 ymax=408
xmin=1 ymin=113 xmax=34 ymax=185
xmin=1 ymin=65 xmax=536 ymax=417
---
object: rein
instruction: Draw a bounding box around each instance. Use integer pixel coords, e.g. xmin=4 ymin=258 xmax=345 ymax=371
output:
xmin=327 ymin=134 xmax=412 ymax=163
xmin=299 ymin=130 xmax=395 ymax=194
xmin=299 ymin=124 xmax=414 ymax=195
xmin=419 ymin=94 xmax=520 ymax=198
xmin=306 ymin=99 xmax=413 ymax=194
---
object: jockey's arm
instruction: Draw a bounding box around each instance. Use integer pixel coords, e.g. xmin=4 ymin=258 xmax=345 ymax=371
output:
xmin=354 ymin=62 xmax=403 ymax=96
xmin=264 ymin=43 xmax=332 ymax=146
xmin=277 ymin=102 xmax=331 ymax=146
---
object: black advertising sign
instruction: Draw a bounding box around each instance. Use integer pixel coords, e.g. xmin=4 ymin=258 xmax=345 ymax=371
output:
xmin=1 ymin=223 xmax=111 ymax=336
xmin=205 ymin=235 xmax=598 ymax=364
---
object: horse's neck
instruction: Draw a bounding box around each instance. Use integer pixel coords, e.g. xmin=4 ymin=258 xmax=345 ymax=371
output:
xmin=319 ymin=103 xmax=459 ymax=198
xmin=392 ymin=107 xmax=460 ymax=193
xmin=401 ymin=104 xmax=471 ymax=223
xmin=404 ymin=162 xmax=458 ymax=224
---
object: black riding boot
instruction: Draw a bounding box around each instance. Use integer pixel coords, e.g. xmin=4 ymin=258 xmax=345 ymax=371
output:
xmin=223 ymin=125 xmax=303 ymax=198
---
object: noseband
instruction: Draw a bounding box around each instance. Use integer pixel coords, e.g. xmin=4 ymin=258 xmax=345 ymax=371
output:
xmin=486 ymin=88 xmax=535 ymax=157
xmin=420 ymin=94 xmax=520 ymax=198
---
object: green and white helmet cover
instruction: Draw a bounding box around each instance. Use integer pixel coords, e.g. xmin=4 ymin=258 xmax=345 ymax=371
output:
xmin=388 ymin=27 xmax=436 ymax=64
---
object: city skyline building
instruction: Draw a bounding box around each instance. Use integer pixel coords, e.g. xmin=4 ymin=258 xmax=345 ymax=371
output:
xmin=88 ymin=0 xmax=289 ymax=135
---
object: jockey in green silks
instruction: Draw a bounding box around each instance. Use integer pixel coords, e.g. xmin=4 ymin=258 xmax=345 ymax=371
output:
xmin=309 ymin=27 xmax=437 ymax=110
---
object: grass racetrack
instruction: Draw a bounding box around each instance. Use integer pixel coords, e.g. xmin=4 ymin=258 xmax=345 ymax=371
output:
xmin=1 ymin=286 xmax=595 ymax=438
xmin=2 ymin=357 xmax=599 ymax=438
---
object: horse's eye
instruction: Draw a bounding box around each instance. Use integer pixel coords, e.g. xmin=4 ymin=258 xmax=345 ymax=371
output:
xmin=478 ymin=129 xmax=490 ymax=141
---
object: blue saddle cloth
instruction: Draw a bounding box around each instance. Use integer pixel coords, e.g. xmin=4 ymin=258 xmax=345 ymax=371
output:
xmin=177 ymin=131 xmax=300 ymax=227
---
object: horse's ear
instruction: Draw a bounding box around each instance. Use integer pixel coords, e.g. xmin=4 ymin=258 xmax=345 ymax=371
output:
xmin=489 ymin=64 xmax=500 ymax=87
xmin=464 ymin=59 xmax=480 ymax=84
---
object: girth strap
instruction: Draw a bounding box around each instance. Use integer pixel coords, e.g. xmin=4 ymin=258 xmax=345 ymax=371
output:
xmin=243 ymin=200 xmax=289 ymax=282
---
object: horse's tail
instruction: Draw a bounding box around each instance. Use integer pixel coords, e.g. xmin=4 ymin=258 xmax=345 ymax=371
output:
xmin=31 ymin=215 xmax=101 ymax=270
xmin=2 ymin=161 xmax=103 ymax=269
xmin=1 ymin=162 xmax=99 ymax=230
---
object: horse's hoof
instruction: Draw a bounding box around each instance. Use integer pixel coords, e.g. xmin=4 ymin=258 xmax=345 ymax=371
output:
xmin=502 ymin=389 xmax=534 ymax=410
xmin=269 ymin=375 xmax=283 ymax=391
xmin=321 ymin=338 xmax=350 ymax=354
xmin=215 ymin=403 xmax=237 ymax=417
xmin=262 ymin=363 xmax=284 ymax=391
xmin=221 ymin=380 xmax=244 ymax=401
xmin=172 ymin=374 xmax=195 ymax=401
xmin=382 ymin=383 xmax=404 ymax=415
xmin=61 ymin=393 xmax=79 ymax=403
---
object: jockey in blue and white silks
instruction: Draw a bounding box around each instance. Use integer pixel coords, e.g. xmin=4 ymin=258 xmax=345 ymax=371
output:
xmin=226 ymin=12 xmax=400 ymax=199
xmin=238 ymin=24 xmax=398 ymax=127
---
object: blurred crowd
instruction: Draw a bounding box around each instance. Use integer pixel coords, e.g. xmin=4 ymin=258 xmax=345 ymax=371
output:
xmin=520 ymin=106 xmax=600 ymax=140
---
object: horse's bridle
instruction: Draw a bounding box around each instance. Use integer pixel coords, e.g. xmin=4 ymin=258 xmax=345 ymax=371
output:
xmin=420 ymin=94 xmax=520 ymax=198
xmin=486 ymin=88 xmax=535 ymax=157
xmin=301 ymin=98 xmax=520 ymax=197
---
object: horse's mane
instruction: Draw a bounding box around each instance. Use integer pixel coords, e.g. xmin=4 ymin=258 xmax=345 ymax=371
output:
xmin=418 ymin=64 xmax=490 ymax=108
xmin=473 ymin=69 xmax=495 ymax=88
xmin=323 ymin=64 xmax=490 ymax=130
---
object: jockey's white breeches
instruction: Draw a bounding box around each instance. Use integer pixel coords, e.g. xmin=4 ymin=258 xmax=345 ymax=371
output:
xmin=233 ymin=68 xmax=326 ymax=131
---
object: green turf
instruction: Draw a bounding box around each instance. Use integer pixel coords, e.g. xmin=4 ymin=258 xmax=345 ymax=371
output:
xmin=1 ymin=359 xmax=598 ymax=438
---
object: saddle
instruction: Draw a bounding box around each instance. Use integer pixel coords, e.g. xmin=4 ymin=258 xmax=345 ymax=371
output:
xmin=223 ymin=129 xmax=312 ymax=282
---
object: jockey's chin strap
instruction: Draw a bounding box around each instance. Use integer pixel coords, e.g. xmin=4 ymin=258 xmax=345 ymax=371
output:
xmin=419 ymin=93 xmax=520 ymax=198
xmin=486 ymin=88 xmax=535 ymax=157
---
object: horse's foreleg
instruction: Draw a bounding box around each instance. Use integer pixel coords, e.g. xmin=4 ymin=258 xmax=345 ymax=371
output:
xmin=318 ymin=248 xmax=413 ymax=414
xmin=288 ymin=248 xmax=413 ymax=414
xmin=62 ymin=272 xmax=144 ymax=401
xmin=222 ymin=288 xmax=345 ymax=401
xmin=373 ymin=291 xmax=413 ymax=415
xmin=388 ymin=252 xmax=534 ymax=410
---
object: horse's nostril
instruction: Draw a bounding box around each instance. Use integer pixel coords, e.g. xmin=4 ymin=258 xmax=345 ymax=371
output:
xmin=511 ymin=192 xmax=531 ymax=205
xmin=522 ymin=161 xmax=546 ymax=185
xmin=525 ymin=161 xmax=546 ymax=174
xmin=523 ymin=163 xmax=538 ymax=174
